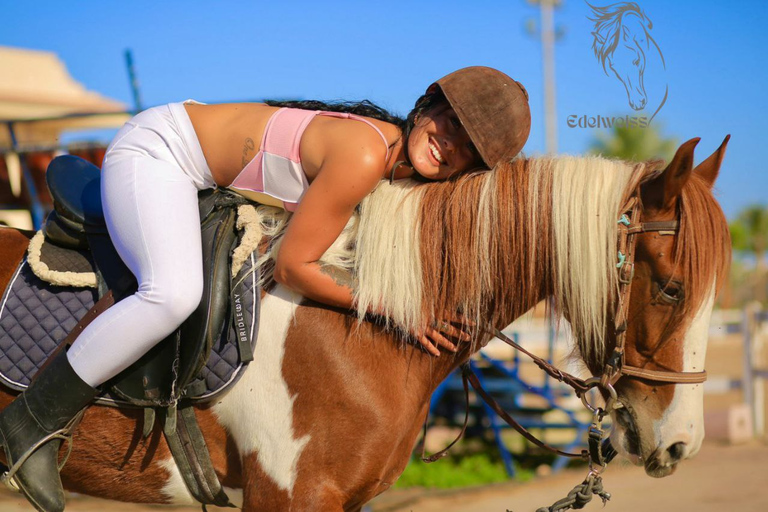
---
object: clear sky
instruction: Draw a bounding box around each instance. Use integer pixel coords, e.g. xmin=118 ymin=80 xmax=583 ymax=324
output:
xmin=3 ymin=0 xmax=766 ymax=218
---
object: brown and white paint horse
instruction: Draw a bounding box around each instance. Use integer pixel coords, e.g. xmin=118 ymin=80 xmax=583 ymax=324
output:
xmin=0 ymin=137 xmax=730 ymax=510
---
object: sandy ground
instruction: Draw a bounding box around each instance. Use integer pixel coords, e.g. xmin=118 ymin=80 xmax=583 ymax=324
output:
xmin=369 ymin=440 xmax=768 ymax=512
xmin=1 ymin=440 xmax=765 ymax=511
xmin=0 ymin=331 xmax=764 ymax=511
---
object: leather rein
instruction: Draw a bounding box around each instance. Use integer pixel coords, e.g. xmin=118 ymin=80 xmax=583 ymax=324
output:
xmin=422 ymin=192 xmax=708 ymax=465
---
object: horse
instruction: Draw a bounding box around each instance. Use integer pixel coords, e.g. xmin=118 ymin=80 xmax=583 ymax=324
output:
xmin=0 ymin=137 xmax=730 ymax=510
xmin=588 ymin=1 xmax=668 ymax=120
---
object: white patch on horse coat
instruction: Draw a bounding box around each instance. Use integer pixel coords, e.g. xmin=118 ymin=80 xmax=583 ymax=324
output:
xmin=213 ymin=285 xmax=310 ymax=496
xmin=247 ymin=180 xmax=425 ymax=333
xmin=654 ymin=289 xmax=715 ymax=457
xmin=158 ymin=457 xmax=195 ymax=505
xmin=158 ymin=458 xmax=244 ymax=508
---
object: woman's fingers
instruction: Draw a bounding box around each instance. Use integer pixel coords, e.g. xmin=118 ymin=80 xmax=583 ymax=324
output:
xmin=433 ymin=316 xmax=471 ymax=342
xmin=416 ymin=329 xmax=460 ymax=356
xmin=438 ymin=322 xmax=471 ymax=342
xmin=426 ymin=329 xmax=458 ymax=352
xmin=418 ymin=334 xmax=442 ymax=356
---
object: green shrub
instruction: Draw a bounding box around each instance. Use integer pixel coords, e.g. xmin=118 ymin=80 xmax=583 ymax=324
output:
xmin=393 ymin=454 xmax=533 ymax=489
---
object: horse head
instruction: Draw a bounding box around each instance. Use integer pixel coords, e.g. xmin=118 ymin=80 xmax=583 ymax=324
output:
xmin=604 ymin=136 xmax=731 ymax=477
xmin=590 ymin=2 xmax=656 ymax=111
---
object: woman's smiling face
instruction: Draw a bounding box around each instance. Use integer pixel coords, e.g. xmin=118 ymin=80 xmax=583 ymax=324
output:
xmin=408 ymin=102 xmax=484 ymax=180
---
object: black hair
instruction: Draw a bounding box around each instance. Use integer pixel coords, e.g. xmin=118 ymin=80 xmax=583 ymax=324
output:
xmin=265 ymin=88 xmax=449 ymax=167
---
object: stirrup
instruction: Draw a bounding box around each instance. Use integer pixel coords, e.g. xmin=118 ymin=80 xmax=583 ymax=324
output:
xmin=0 ymin=411 xmax=83 ymax=493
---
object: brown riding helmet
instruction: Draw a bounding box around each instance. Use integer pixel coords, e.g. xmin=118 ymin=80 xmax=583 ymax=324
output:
xmin=429 ymin=66 xmax=531 ymax=168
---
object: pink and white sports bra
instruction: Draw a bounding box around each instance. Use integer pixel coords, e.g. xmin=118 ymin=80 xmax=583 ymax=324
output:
xmin=228 ymin=108 xmax=391 ymax=211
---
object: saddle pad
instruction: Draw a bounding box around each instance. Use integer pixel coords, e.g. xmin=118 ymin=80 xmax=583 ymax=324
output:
xmin=27 ymin=231 xmax=97 ymax=289
xmin=0 ymin=259 xmax=253 ymax=405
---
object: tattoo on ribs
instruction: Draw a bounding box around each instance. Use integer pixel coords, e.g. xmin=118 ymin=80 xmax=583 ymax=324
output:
xmin=241 ymin=137 xmax=256 ymax=168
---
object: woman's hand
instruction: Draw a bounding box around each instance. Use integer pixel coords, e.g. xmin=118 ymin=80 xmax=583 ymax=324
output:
xmin=415 ymin=314 xmax=472 ymax=356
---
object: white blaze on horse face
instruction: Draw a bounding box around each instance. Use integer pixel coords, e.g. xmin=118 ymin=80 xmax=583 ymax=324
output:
xmin=653 ymin=289 xmax=715 ymax=459
xmin=212 ymin=286 xmax=310 ymax=496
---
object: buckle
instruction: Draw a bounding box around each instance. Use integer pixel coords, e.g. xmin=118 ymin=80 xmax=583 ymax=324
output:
xmin=581 ymin=376 xmax=618 ymax=415
xmin=619 ymin=262 xmax=634 ymax=284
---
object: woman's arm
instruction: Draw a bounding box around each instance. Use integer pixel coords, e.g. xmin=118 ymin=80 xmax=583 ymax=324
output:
xmin=272 ymin=137 xmax=462 ymax=355
xmin=272 ymin=137 xmax=381 ymax=308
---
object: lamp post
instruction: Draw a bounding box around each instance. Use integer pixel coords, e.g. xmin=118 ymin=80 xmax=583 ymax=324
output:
xmin=527 ymin=0 xmax=564 ymax=155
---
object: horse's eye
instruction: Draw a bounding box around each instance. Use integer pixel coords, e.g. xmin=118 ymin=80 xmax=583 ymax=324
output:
xmin=654 ymin=280 xmax=684 ymax=305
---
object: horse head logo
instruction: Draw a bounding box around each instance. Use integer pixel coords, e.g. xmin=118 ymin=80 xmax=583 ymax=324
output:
xmin=588 ymin=1 xmax=668 ymax=121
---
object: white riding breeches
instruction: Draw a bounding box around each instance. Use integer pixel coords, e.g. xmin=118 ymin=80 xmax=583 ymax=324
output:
xmin=67 ymin=102 xmax=216 ymax=387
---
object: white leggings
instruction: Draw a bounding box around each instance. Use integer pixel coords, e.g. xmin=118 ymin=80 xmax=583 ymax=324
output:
xmin=67 ymin=103 xmax=216 ymax=387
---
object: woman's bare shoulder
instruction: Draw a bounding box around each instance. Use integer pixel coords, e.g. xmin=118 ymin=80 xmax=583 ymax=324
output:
xmin=301 ymin=116 xmax=397 ymax=179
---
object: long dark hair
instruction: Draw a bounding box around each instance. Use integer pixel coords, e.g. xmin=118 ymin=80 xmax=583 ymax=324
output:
xmin=265 ymin=88 xmax=448 ymax=166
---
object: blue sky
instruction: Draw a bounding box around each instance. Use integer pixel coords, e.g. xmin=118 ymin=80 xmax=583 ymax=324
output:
xmin=3 ymin=0 xmax=766 ymax=218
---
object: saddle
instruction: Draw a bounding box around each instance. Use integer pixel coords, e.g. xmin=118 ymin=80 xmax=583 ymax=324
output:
xmin=42 ymin=155 xmax=257 ymax=407
xmin=28 ymin=155 xmax=260 ymax=506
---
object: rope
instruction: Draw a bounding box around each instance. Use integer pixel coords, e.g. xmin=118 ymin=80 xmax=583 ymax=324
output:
xmin=535 ymin=473 xmax=611 ymax=512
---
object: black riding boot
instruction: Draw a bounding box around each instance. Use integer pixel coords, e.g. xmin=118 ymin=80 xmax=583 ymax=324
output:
xmin=0 ymin=349 xmax=97 ymax=512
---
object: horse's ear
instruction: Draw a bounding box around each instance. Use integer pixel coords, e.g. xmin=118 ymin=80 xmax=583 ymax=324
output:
xmin=642 ymin=138 xmax=700 ymax=211
xmin=693 ymin=134 xmax=730 ymax=189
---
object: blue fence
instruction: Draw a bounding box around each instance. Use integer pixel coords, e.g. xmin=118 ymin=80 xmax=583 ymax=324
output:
xmin=428 ymin=331 xmax=592 ymax=477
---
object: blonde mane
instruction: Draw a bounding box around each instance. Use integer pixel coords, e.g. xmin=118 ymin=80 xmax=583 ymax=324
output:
xmin=242 ymin=154 xmax=726 ymax=367
xmin=418 ymin=156 xmax=640 ymax=361
xmin=235 ymin=180 xmax=426 ymax=332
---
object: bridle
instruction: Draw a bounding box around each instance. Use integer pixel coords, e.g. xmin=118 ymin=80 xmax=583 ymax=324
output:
xmin=487 ymin=193 xmax=706 ymax=409
xmin=421 ymin=192 xmax=709 ymax=510
xmin=491 ymin=192 xmax=706 ymax=423
xmin=600 ymin=194 xmax=707 ymax=389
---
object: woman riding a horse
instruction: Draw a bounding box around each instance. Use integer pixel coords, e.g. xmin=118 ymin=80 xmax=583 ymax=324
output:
xmin=0 ymin=66 xmax=531 ymax=511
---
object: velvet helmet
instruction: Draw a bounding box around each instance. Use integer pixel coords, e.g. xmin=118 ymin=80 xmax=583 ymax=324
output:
xmin=427 ymin=66 xmax=531 ymax=167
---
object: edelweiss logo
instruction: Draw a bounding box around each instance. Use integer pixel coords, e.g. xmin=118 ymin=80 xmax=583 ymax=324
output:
xmin=586 ymin=1 xmax=668 ymax=123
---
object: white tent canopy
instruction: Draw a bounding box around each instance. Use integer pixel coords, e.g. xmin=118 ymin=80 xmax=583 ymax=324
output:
xmin=0 ymin=45 xmax=130 ymax=150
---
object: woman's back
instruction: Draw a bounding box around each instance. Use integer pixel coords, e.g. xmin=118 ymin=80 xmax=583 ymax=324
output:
xmin=184 ymin=102 xmax=399 ymax=189
xmin=184 ymin=102 xmax=278 ymax=186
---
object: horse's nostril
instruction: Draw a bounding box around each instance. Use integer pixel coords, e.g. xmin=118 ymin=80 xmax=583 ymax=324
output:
xmin=667 ymin=441 xmax=687 ymax=462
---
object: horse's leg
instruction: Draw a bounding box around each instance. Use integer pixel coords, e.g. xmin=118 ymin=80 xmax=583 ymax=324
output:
xmin=239 ymin=451 xmax=352 ymax=512
xmin=231 ymin=304 xmax=431 ymax=512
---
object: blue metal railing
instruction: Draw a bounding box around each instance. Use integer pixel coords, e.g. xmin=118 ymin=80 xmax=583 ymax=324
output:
xmin=427 ymin=331 xmax=592 ymax=477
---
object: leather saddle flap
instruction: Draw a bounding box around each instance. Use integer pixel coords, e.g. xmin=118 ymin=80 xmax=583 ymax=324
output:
xmin=35 ymin=156 xmax=251 ymax=406
xmin=109 ymin=204 xmax=239 ymax=405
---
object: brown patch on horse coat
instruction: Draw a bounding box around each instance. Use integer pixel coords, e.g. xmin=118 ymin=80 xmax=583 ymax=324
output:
xmin=276 ymin=303 xmax=447 ymax=508
xmin=0 ymin=227 xmax=32 ymax=285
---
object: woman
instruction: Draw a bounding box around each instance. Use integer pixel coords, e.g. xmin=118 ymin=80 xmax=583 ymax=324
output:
xmin=0 ymin=66 xmax=530 ymax=512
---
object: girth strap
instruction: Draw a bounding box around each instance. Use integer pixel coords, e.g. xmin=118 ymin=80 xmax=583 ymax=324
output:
xmin=163 ymin=405 xmax=234 ymax=508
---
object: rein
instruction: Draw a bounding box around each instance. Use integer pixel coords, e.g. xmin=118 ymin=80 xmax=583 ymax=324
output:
xmin=422 ymin=193 xmax=708 ymax=511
